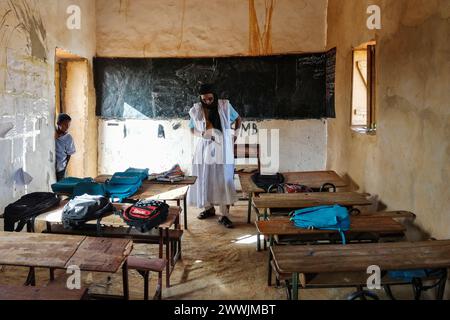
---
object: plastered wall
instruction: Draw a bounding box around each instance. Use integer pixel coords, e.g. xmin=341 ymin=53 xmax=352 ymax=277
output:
xmin=326 ymin=0 xmax=450 ymax=239
xmin=96 ymin=0 xmax=328 ymax=57
xmin=96 ymin=0 xmax=329 ymax=174
xmin=0 ymin=0 xmax=96 ymax=214
xmin=98 ymin=119 xmax=327 ymax=175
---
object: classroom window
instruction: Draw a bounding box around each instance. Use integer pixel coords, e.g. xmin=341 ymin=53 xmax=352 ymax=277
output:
xmin=351 ymin=42 xmax=376 ymax=133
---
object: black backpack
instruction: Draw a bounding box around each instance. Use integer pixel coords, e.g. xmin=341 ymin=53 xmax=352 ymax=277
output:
xmin=62 ymin=195 xmax=113 ymax=230
xmin=251 ymin=173 xmax=285 ymax=192
xmin=119 ymin=199 xmax=169 ymax=233
xmin=4 ymin=192 xmax=61 ymax=232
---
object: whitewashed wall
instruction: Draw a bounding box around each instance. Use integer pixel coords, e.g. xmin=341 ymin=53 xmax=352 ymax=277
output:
xmin=98 ymin=119 xmax=327 ymax=175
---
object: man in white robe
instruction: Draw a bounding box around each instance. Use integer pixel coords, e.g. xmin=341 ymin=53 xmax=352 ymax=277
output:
xmin=188 ymin=84 xmax=242 ymax=228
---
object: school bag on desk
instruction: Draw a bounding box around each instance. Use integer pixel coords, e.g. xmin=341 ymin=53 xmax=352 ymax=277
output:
xmin=73 ymin=182 xmax=106 ymax=198
xmin=62 ymin=194 xmax=113 ymax=230
xmin=125 ymin=168 xmax=150 ymax=181
xmin=251 ymin=173 xmax=285 ymax=192
xmin=290 ymin=205 xmax=351 ymax=244
xmin=51 ymin=177 xmax=94 ymax=195
xmin=4 ymin=192 xmax=60 ymax=232
xmin=104 ymin=172 xmax=142 ymax=203
xmin=268 ymin=183 xmax=314 ymax=194
xmin=119 ymin=199 xmax=170 ymax=233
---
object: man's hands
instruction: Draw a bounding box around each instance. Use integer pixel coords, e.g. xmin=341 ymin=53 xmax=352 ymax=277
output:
xmin=202 ymin=131 xmax=216 ymax=141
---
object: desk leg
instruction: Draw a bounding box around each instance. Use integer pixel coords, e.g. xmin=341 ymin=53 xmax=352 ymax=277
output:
xmin=292 ymin=273 xmax=299 ymax=300
xmin=263 ymin=209 xmax=268 ymax=251
xmin=122 ymin=260 xmax=129 ymax=300
xmin=437 ymin=269 xmax=448 ymax=300
xmin=159 ymin=228 xmax=163 ymax=259
xmin=268 ymin=236 xmax=274 ymax=286
xmin=256 ymin=213 xmax=261 ymax=252
xmin=165 ymin=228 xmax=171 ymax=288
xmin=247 ymin=193 xmax=253 ymax=224
xmin=25 ymin=267 xmax=36 ymax=286
xmin=184 ymin=196 xmax=188 ymax=230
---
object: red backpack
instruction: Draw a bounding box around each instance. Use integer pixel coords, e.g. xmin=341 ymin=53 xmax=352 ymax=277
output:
xmin=268 ymin=183 xmax=314 ymax=194
xmin=120 ymin=200 xmax=169 ymax=233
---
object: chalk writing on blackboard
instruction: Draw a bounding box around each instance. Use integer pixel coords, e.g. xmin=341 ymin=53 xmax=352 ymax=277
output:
xmin=94 ymin=51 xmax=337 ymax=120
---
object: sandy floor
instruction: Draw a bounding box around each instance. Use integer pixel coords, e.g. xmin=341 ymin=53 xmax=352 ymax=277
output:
xmin=0 ymin=200 xmax=447 ymax=300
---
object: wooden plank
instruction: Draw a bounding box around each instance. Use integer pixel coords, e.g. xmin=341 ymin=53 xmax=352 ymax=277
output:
xmin=0 ymin=232 xmax=85 ymax=269
xmin=256 ymin=216 xmax=405 ymax=236
xmin=359 ymin=211 xmax=416 ymax=219
xmin=0 ymin=285 xmax=87 ymax=300
xmin=159 ymin=207 xmax=181 ymax=229
xmin=239 ymin=170 xmax=347 ymax=194
xmin=283 ymin=171 xmax=347 ymax=189
xmin=36 ymin=206 xmax=180 ymax=230
xmin=238 ymin=174 xmax=265 ymax=193
xmin=135 ymin=185 xmax=189 ymax=201
xmin=95 ymin=175 xmax=197 ymax=186
xmin=147 ymin=176 xmax=197 ymax=185
xmin=66 ymin=237 xmax=133 ymax=273
xmin=272 ymin=241 xmax=450 ymax=274
xmin=253 ymin=192 xmax=372 ymax=209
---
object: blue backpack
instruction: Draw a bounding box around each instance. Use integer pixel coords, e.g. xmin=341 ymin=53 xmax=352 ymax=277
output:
xmin=388 ymin=269 xmax=445 ymax=282
xmin=290 ymin=205 xmax=351 ymax=244
xmin=51 ymin=177 xmax=94 ymax=195
xmin=104 ymin=172 xmax=142 ymax=203
xmin=125 ymin=168 xmax=149 ymax=181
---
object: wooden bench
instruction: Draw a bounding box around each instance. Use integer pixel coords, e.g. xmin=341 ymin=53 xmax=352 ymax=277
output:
xmin=0 ymin=285 xmax=88 ymax=300
xmin=271 ymin=240 xmax=450 ymax=300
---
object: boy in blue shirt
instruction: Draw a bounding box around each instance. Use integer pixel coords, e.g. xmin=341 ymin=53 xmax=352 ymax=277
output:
xmin=55 ymin=113 xmax=76 ymax=181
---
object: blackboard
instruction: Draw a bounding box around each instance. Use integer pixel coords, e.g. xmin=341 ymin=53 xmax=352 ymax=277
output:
xmin=94 ymin=49 xmax=336 ymax=120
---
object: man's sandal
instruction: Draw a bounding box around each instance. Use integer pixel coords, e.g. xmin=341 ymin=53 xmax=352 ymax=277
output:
xmin=218 ymin=216 xmax=234 ymax=229
xmin=197 ymin=208 xmax=216 ymax=220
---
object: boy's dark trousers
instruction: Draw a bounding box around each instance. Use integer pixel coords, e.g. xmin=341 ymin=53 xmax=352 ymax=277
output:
xmin=56 ymin=170 xmax=66 ymax=182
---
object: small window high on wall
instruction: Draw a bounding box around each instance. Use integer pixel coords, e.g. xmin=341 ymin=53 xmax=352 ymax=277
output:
xmin=351 ymin=41 xmax=376 ymax=134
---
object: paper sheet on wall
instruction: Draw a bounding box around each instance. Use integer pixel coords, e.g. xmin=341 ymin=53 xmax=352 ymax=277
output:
xmin=14 ymin=168 xmax=33 ymax=186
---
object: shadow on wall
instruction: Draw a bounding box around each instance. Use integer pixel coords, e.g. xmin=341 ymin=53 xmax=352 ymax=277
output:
xmin=341 ymin=173 xmax=360 ymax=192
xmin=341 ymin=173 xmax=431 ymax=242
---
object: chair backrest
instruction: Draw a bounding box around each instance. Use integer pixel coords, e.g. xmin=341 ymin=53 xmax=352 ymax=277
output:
xmin=234 ymin=144 xmax=261 ymax=172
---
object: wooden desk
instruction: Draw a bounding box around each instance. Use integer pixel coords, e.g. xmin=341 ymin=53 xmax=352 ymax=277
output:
xmin=0 ymin=232 xmax=132 ymax=272
xmin=256 ymin=216 xmax=406 ymax=238
xmin=257 ymin=216 xmax=406 ymax=287
xmin=253 ymin=192 xmax=372 ymax=211
xmin=0 ymin=231 xmax=132 ymax=298
xmin=271 ymin=241 xmax=450 ymax=300
xmin=95 ymin=175 xmax=197 ymax=230
xmin=252 ymin=192 xmax=372 ymax=251
xmin=35 ymin=204 xmax=182 ymax=288
xmin=239 ymin=171 xmax=348 ymax=224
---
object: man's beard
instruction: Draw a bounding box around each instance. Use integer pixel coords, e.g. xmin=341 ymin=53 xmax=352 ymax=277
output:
xmin=201 ymin=100 xmax=218 ymax=110
xmin=200 ymin=95 xmax=222 ymax=132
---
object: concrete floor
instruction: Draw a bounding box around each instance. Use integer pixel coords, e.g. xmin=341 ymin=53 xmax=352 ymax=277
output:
xmin=0 ymin=200 xmax=448 ymax=300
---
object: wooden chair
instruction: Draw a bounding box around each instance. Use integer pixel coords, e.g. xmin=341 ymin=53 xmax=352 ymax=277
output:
xmin=124 ymin=256 xmax=166 ymax=300
xmin=234 ymin=144 xmax=261 ymax=174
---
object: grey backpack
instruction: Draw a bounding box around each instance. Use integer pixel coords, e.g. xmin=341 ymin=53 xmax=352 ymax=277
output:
xmin=62 ymin=194 xmax=113 ymax=229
